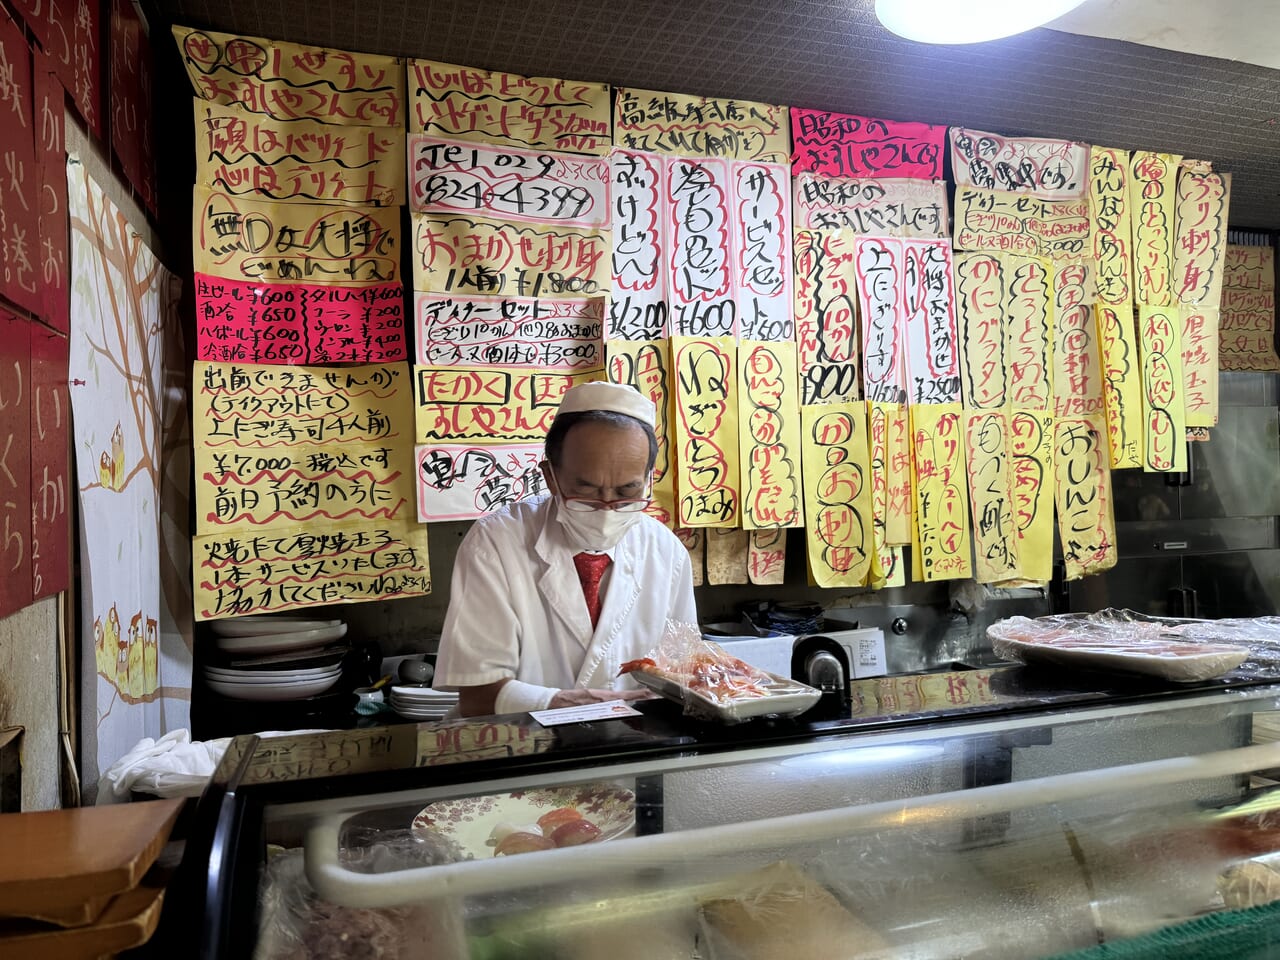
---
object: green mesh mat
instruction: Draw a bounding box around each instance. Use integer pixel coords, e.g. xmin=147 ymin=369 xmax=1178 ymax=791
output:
xmin=1045 ymin=899 xmax=1280 ymax=959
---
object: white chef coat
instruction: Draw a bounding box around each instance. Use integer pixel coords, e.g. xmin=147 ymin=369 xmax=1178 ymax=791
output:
xmin=434 ymin=495 xmax=698 ymax=695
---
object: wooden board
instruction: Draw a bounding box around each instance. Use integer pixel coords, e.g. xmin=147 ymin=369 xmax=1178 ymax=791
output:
xmin=0 ymin=881 xmax=164 ymax=958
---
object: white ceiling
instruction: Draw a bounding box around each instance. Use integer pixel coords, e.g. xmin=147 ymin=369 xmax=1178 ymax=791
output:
xmin=1049 ymin=0 xmax=1280 ymax=70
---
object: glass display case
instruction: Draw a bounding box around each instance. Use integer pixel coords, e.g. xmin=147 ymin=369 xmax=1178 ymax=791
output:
xmin=169 ymin=670 xmax=1280 ymax=959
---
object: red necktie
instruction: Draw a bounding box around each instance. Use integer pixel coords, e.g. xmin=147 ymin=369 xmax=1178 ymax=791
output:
xmin=573 ymin=552 xmax=612 ymax=629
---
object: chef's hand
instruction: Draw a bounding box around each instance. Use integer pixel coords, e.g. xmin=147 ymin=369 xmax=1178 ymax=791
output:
xmin=548 ymin=687 xmax=654 ymax=709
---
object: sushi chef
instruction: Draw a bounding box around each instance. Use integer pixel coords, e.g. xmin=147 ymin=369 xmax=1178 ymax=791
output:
xmin=435 ymin=381 xmax=699 ymax=717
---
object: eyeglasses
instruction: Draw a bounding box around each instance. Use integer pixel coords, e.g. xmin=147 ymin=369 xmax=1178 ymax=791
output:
xmin=546 ymin=465 xmax=653 ymax=513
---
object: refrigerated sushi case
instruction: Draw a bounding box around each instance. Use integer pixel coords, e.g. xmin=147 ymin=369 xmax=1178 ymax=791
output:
xmin=172 ymin=676 xmax=1280 ymax=959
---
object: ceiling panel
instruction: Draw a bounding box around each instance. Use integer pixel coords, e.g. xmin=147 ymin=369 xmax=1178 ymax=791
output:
xmin=147 ymin=0 xmax=1280 ymax=228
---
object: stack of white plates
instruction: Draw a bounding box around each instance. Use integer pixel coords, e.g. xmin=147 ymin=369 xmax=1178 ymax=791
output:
xmin=204 ymin=662 xmax=343 ymax=701
xmin=210 ymin=617 xmax=348 ymax=656
xmin=390 ymin=685 xmax=458 ymax=720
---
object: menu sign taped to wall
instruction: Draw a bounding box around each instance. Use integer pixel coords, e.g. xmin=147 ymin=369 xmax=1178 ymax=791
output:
xmin=415 ymin=367 xmax=598 ymax=444
xmin=801 ymin=402 xmax=874 ymax=588
xmin=0 ymin=11 xmax=41 ymax=318
xmin=616 ymin=88 xmax=789 ymax=163
xmin=415 ymin=293 xmax=603 ymax=369
xmin=909 ymin=403 xmax=972 ymax=583
xmin=1181 ymin=304 xmax=1219 ymax=428
xmin=1096 ymin=303 xmax=1144 ymax=469
xmin=410 ymin=59 xmax=611 ymax=155
xmin=1220 ymin=244 xmax=1280 ymax=372
xmin=1053 ymin=415 xmax=1117 ymax=580
xmin=1003 ymin=255 xmax=1053 ymax=411
xmin=793 ymin=173 xmax=947 ymax=238
xmin=175 ymin=26 xmax=405 ymax=126
xmin=748 ymin=528 xmax=786 ymax=585
xmin=794 ymin=229 xmax=858 ymax=397
xmin=901 ymin=240 xmax=961 ymax=405
xmin=1173 ymin=170 xmax=1230 ymax=306
xmin=869 ymin=400 xmax=912 ymax=546
xmin=408 ymin=135 xmax=610 ymax=227
xmin=706 ymin=528 xmax=750 ymax=585
xmin=672 ymin=336 xmax=740 ymax=527
xmin=31 ymin=325 xmax=70 ymax=599
xmin=1137 ymin=305 xmax=1188 ymax=473
xmin=194 ymin=187 xmax=400 ymax=285
xmin=1129 ymin=151 xmax=1182 ymax=306
xmin=609 ymin=149 xmax=667 ymax=341
xmin=196 ymin=276 xmax=407 ymax=364
xmin=195 ymin=100 xmax=405 ymax=206
xmin=963 ymin=409 xmax=1020 ymax=584
xmin=34 ymin=52 xmax=70 ymax=334
xmin=666 ymin=156 xmax=734 ymax=337
xmin=738 ymin=341 xmax=803 ymax=529
xmin=953 ymin=187 xmax=1089 ymax=259
xmin=731 ymin=161 xmax=793 ymax=341
xmin=854 ymin=237 xmax=908 ymax=404
xmin=415 ymin=443 xmax=544 ymax=522
xmin=0 ymin=311 xmax=32 ymax=618
xmin=1007 ymin=410 xmax=1055 ymax=584
xmin=18 ymin=0 xmax=101 ymax=135
xmin=790 ymin=107 xmax=945 ymax=180
xmin=1089 ymin=146 xmax=1133 ymax=307
xmin=412 ymin=213 xmax=608 ymax=299
xmin=954 ymin=252 xmax=1008 ymax=409
xmin=949 ymin=128 xmax=1088 ymax=200
xmin=607 ymin=339 xmax=676 ymax=527
xmin=1052 ymin=260 xmax=1106 ymax=420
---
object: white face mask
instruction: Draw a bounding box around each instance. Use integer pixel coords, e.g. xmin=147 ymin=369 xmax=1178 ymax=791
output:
xmin=554 ymin=499 xmax=644 ymax=552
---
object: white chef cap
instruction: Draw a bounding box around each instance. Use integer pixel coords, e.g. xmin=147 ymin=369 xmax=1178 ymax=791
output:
xmin=555 ymin=381 xmax=656 ymax=428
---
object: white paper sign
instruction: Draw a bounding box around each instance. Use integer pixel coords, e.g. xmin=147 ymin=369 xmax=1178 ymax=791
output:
xmin=529 ymin=700 xmax=644 ymax=725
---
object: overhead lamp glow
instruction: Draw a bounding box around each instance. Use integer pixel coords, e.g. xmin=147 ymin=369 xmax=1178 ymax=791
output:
xmin=874 ymin=0 xmax=1090 ymax=45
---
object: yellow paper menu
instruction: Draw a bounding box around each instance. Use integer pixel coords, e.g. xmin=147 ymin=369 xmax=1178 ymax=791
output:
xmin=1137 ymin=305 xmax=1188 ymax=473
xmin=1089 ymin=146 xmax=1133 ymax=307
xmin=738 ymin=341 xmax=804 ymax=529
xmin=868 ymin=401 xmax=911 ymax=545
xmin=1095 ymin=304 xmax=1144 ymax=469
xmin=1003 ymin=255 xmax=1053 ymax=410
xmin=909 ymin=403 xmax=972 ymax=582
xmin=953 ymin=251 xmax=1008 ymax=409
xmin=1181 ymin=304 xmax=1220 ymax=428
xmin=748 ymin=529 xmax=787 ymax=585
xmin=615 ymin=87 xmax=790 ymax=163
xmin=607 ymin=340 xmax=677 ymax=528
xmin=801 ymin=403 xmax=875 ymax=587
xmin=1173 ymin=170 xmax=1230 ymax=307
xmin=1053 ymin=415 xmax=1118 ymax=580
xmin=1007 ymin=410 xmax=1055 ymax=584
xmin=963 ymin=409 xmax=1020 ymax=584
xmin=672 ymin=336 xmax=740 ymax=527
xmin=1129 ymin=151 xmax=1182 ymax=306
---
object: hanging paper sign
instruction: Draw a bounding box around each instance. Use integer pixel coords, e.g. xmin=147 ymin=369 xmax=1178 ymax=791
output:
xmin=950 ymin=128 xmax=1088 ymax=200
xmin=1181 ymin=305 xmax=1219 ymax=428
xmin=1089 ymin=146 xmax=1133 ymax=307
xmin=412 ymin=213 xmax=608 ymax=298
xmin=794 ymin=229 xmax=858 ymax=382
xmin=706 ymin=529 xmax=750 ymax=585
xmin=676 ymin=528 xmax=705 ymax=586
xmin=801 ymin=403 xmax=874 ymax=587
xmin=953 ymin=187 xmax=1089 ymax=259
xmin=415 ymin=293 xmax=602 ymax=369
xmin=732 ymin=162 xmax=793 ymax=341
xmin=1052 ymin=260 xmax=1106 ymax=419
xmin=195 ymin=275 xmax=406 ymax=364
xmin=1053 ymin=415 xmax=1118 ymax=580
xmin=1004 ymin=255 xmax=1053 ymax=410
xmin=1129 ymin=150 xmax=1182 ymax=306
xmin=414 ymin=367 xmax=597 ymax=443
xmin=408 ymin=135 xmax=609 ymax=226
xmin=0 ymin=311 xmax=32 ymax=617
xmin=909 ymin=403 xmax=972 ymax=582
xmin=868 ymin=401 xmax=913 ymax=546
xmin=16 ymin=0 xmax=100 ymax=135
xmin=1137 ymin=305 xmax=1188 ymax=473
xmin=854 ymin=237 xmax=908 ymax=404
xmin=609 ymin=149 xmax=667 ymax=340
xmin=666 ymin=157 xmax=735 ymax=338
xmin=607 ymin=339 xmax=675 ymax=526
xmin=410 ymin=59 xmax=609 ymax=154
xmin=194 ymin=520 xmax=430 ymax=620
xmin=1220 ymin=245 xmax=1280 ymax=372
xmin=616 ymin=88 xmax=788 ymax=163
xmin=34 ymin=55 xmax=69 ymax=334
xmin=1173 ymin=170 xmax=1230 ymax=306
xmin=194 ymin=188 xmax=400 ymax=285
xmin=793 ymin=172 xmax=947 ymax=238
xmin=175 ymin=26 xmax=404 ymax=126
xmin=738 ymin=341 xmax=803 ymax=529
xmin=954 ymin=252 xmax=1008 ymax=409
xmin=790 ymin=107 xmax=945 ymax=180
xmin=748 ymin=529 xmax=787 ymax=585
xmin=1008 ymin=410 xmax=1055 ymax=584
xmin=902 ymin=239 xmax=961 ymax=405
xmin=415 ymin=443 xmax=545 ymax=522
xmin=963 ymin=410 xmax=1020 ymax=584
xmin=196 ymin=100 xmax=405 ymax=205
xmin=874 ymin=544 xmax=906 ymax=589
xmin=110 ymin=0 xmax=157 ymax=214
xmin=672 ymin=336 xmax=739 ymax=527
xmin=30 ymin=325 xmax=69 ymax=599
xmin=0 ymin=12 xmax=41 ymax=318
xmin=1096 ymin=304 xmax=1144 ymax=469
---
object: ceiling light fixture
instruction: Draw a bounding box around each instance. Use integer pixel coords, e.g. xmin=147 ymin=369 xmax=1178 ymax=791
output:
xmin=874 ymin=0 xmax=1090 ymax=44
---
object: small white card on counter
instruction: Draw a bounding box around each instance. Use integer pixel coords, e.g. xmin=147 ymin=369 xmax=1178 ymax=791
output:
xmin=529 ymin=700 xmax=644 ymax=726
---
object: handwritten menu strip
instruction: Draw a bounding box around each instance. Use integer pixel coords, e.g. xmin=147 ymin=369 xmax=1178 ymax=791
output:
xmin=196 ymin=101 xmax=405 ymax=206
xmin=854 ymin=237 xmax=907 ymax=404
xmin=672 ymin=336 xmax=739 ymax=527
xmin=616 ymin=88 xmax=788 ymax=163
xmin=1053 ymin=415 xmax=1117 ymax=580
xmin=1008 ymin=410 xmax=1055 ymax=584
xmin=1137 ymin=305 xmax=1188 ymax=473
xmin=950 ymin=128 xmax=1088 ymax=200
xmin=953 ymin=187 xmax=1090 ymax=259
xmin=794 ymin=229 xmax=858 ymax=373
xmin=706 ymin=528 xmax=750 ymax=585
xmin=193 ymin=361 xmax=413 ymax=449
xmin=963 ymin=410 xmax=1020 ymax=583
xmin=667 ymin=157 xmax=734 ymax=337
xmin=909 ymin=403 xmax=972 ymax=583
xmin=793 ymin=173 xmax=947 ymax=238
xmin=242 ymin=729 xmax=413 ymax=784
xmin=732 ymin=162 xmax=793 ymax=341
xmin=0 ymin=312 xmax=32 ymax=617
xmin=109 ymin=0 xmax=157 ymax=214
xmin=415 ymin=442 xmax=544 ymax=522
xmin=194 ymin=188 xmax=400 ymax=285
xmin=790 ymin=108 xmax=945 ymax=180
xmin=411 ymin=59 xmax=610 ymax=154
xmin=196 ymin=275 xmax=407 ymax=365
xmin=16 ymin=0 xmax=100 ymax=135
xmin=801 ymin=403 xmax=874 ymax=587
xmin=416 ymin=293 xmax=601 ymax=369
xmin=194 ymin=521 xmax=430 ymax=620
xmin=1181 ymin=305 xmax=1219 ymax=427
xmin=954 ymin=252 xmax=1008 ymax=409
xmin=801 ymin=362 xmax=860 ymax=407
xmin=1004 ymin=256 xmax=1053 ymax=410
xmin=0 ymin=11 xmax=42 ymax=318
xmin=874 ymin=545 xmax=906 ymax=589
xmin=1220 ymin=245 xmax=1280 ymax=372
xmin=409 ymin=135 xmax=609 ymax=227
xmin=607 ymin=339 xmax=675 ymax=527
xmin=869 ymin=401 xmax=912 ymax=546
xmin=1089 ymin=146 xmax=1133 ymax=307
xmin=609 ymin=150 xmax=667 ymax=341
xmin=1129 ymin=151 xmax=1182 ymax=306
xmin=35 ymin=54 xmax=69 ymax=334
xmin=30 ymin=326 xmax=69 ymax=599
xmin=1052 ymin=260 xmax=1106 ymax=419
xmin=1096 ymin=304 xmax=1144 ymax=469
xmin=676 ymin=528 xmax=705 ymax=586
xmin=175 ymin=26 xmax=404 ymax=126
xmin=738 ymin=342 xmax=803 ymax=529
xmin=1174 ymin=170 xmax=1230 ymax=307
xmin=748 ymin=528 xmax=786 ymax=585
xmin=412 ymin=213 xmax=608 ymax=299
xmin=415 ymin=367 xmax=596 ymax=444
xmin=902 ymin=239 xmax=961 ymax=405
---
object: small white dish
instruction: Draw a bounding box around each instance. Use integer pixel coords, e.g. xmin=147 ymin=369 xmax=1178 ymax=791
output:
xmin=210 ymin=617 xmax=344 ymax=638
xmin=205 ymin=664 xmax=341 ymax=682
xmin=390 ymin=685 xmax=457 ymax=700
xmin=214 ymin=623 xmax=348 ymax=654
xmin=205 ymin=674 xmax=342 ymax=700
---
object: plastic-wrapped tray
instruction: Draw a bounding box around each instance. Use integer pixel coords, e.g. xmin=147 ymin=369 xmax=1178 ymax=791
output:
xmin=631 ymin=668 xmax=820 ymax=723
